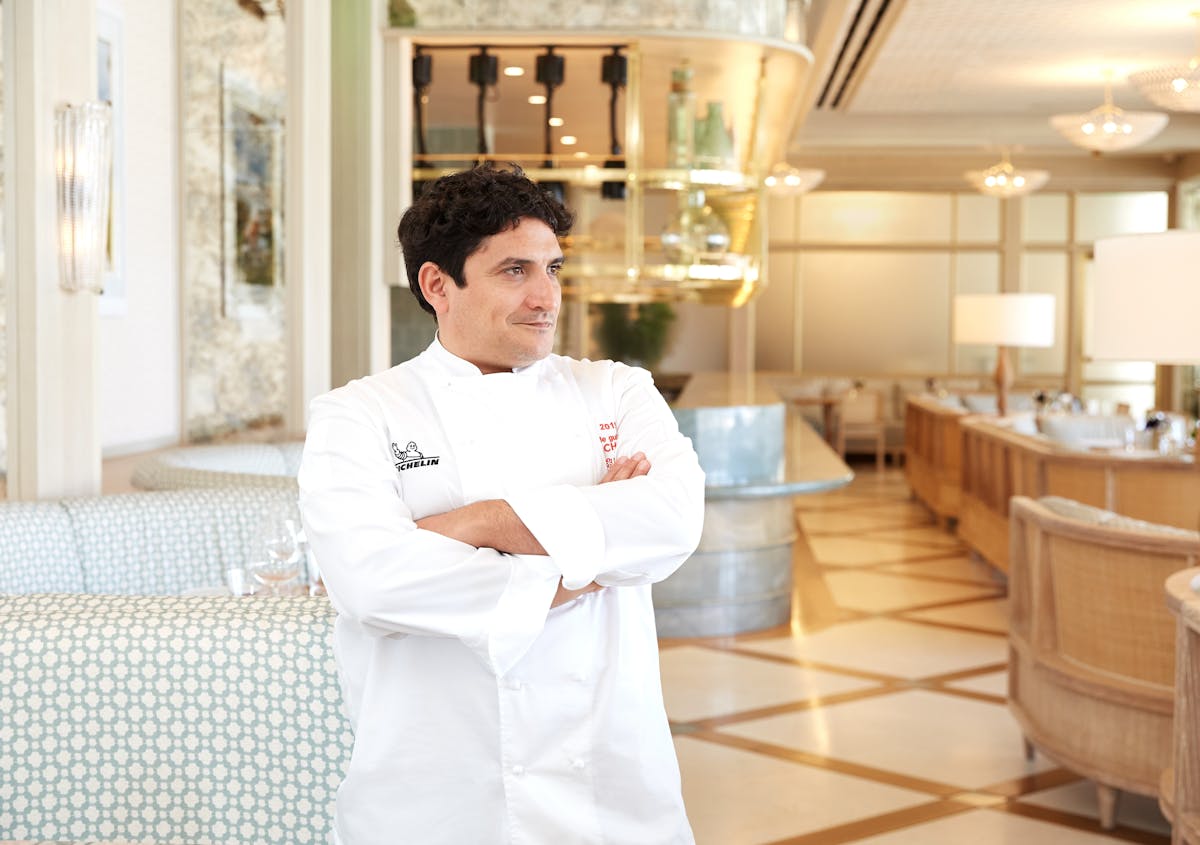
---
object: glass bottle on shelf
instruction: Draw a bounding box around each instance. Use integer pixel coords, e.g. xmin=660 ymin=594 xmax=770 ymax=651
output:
xmin=694 ymin=101 xmax=735 ymax=170
xmin=666 ymin=65 xmax=696 ymax=169
xmin=661 ymin=189 xmax=731 ymax=266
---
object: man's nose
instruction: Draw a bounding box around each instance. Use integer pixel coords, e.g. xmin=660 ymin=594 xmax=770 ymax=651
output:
xmin=526 ymin=268 xmax=560 ymax=310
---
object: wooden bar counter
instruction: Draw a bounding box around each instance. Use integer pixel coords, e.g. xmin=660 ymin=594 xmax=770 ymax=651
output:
xmin=959 ymin=415 xmax=1200 ymax=572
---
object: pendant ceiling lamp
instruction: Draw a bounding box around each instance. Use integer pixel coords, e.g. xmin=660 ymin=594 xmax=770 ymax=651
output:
xmin=762 ymin=163 xmax=824 ymax=195
xmin=1129 ymin=13 xmax=1200 ymax=112
xmin=964 ymin=153 xmax=1048 ymax=198
xmin=1049 ymin=76 xmax=1168 ymax=153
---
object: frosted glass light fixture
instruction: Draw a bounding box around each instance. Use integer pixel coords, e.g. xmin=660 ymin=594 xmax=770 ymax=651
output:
xmin=55 ymin=102 xmax=113 ymax=294
xmin=1049 ymin=77 xmax=1168 ymax=152
xmin=1129 ymin=13 xmax=1200 ymax=112
xmin=964 ymin=154 xmax=1049 ymax=198
xmin=954 ymin=293 xmax=1056 ymax=417
xmin=762 ymin=163 xmax=824 ymax=195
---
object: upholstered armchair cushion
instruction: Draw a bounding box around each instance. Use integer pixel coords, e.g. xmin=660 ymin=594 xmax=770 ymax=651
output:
xmin=132 ymin=443 xmax=303 ymax=492
xmin=0 ymin=594 xmax=352 ymax=845
xmin=0 ymin=501 xmax=84 ymax=593
xmin=64 ymin=487 xmax=301 ymax=594
xmin=1039 ymin=495 xmax=1200 ymax=538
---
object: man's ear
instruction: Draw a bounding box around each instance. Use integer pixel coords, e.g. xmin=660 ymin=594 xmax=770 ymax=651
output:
xmin=417 ymin=262 xmax=451 ymax=315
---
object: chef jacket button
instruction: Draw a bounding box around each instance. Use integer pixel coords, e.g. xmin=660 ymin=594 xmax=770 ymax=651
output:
xmin=571 ymin=672 xmax=587 ymax=684
xmin=506 ymin=679 xmax=524 ymax=691
xmin=570 ymin=758 xmax=587 ymax=770
xmin=511 ymin=764 xmax=525 ymax=776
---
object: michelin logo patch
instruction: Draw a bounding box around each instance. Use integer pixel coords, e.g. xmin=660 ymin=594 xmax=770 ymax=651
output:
xmin=392 ymin=441 xmax=440 ymax=472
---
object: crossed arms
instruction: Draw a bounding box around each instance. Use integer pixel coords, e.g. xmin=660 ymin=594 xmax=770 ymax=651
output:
xmin=415 ymin=453 xmax=651 ymax=608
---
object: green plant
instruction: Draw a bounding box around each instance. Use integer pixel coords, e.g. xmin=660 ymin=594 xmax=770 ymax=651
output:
xmin=593 ymin=302 xmax=676 ymax=369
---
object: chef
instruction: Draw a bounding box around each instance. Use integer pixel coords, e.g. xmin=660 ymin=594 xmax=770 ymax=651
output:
xmin=298 ymin=163 xmax=705 ymax=845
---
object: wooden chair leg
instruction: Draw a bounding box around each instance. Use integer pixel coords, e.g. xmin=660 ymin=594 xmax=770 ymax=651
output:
xmin=1096 ymin=782 xmax=1119 ymax=830
xmin=1022 ymin=737 xmax=1036 ymax=761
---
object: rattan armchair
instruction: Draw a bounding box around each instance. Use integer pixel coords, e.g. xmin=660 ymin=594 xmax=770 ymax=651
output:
xmin=1008 ymin=496 xmax=1200 ymax=829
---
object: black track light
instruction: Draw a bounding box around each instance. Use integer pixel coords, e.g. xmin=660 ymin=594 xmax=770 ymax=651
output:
xmin=601 ymin=47 xmax=627 ymax=200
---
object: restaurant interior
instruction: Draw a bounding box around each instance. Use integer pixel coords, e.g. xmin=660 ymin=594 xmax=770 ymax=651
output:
xmin=4 ymin=0 xmax=1200 ymax=843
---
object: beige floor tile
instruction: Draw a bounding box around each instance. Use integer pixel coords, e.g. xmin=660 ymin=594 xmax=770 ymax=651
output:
xmin=798 ymin=502 xmax=935 ymax=534
xmin=852 ymin=808 xmax=1129 ymax=844
xmin=868 ymin=524 xmax=965 ymax=547
xmin=943 ymin=670 xmax=1009 ymax=698
xmin=659 ymin=646 xmax=877 ymax=723
xmin=676 ymin=735 xmax=930 ymax=844
xmin=1018 ymin=781 xmax=1171 ymax=835
xmin=720 ymin=689 xmax=1055 ymax=789
xmin=882 ymin=555 xmax=1007 ymax=585
xmin=902 ymin=598 xmax=1011 ymax=634
xmin=806 ymin=536 xmax=958 ymax=567
xmin=824 ymin=570 xmax=1002 ymax=614
xmin=735 ymin=618 xmax=1006 ymax=680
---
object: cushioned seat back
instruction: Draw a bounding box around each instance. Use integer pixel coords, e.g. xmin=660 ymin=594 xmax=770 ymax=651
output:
xmin=65 ymin=487 xmax=301 ymax=594
xmin=0 ymin=500 xmax=86 ymax=593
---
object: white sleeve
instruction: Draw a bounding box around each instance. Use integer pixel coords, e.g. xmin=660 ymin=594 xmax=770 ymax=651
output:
xmin=506 ymin=364 xmax=705 ymax=589
xmin=298 ymin=390 xmax=560 ymax=676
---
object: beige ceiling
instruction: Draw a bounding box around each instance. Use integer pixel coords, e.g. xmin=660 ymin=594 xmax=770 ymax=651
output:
xmin=794 ymin=0 xmax=1200 ymax=157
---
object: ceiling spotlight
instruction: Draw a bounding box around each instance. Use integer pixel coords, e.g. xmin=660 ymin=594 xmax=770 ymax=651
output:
xmin=560 ymin=135 xmax=578 ymax=145
xmin=548 ymin=117 xmax=564 ymax=127
xmin=528 ymin=94 xmax=547 ymax=105
xmin=503 ymin=66 xmax=525 ymax=77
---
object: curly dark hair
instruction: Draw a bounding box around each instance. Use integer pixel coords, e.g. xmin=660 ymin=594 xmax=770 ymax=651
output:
xmin=397 ymin=163 xmax=575 ymax=316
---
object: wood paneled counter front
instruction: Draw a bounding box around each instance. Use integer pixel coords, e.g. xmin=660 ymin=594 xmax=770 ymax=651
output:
xmin=656 ymin=373 xmax=853 ymax=637
xmin=959 ymin=416 xmax=1200 ymax=572
xmin=904 ymin=394 xmax=973 ymax=525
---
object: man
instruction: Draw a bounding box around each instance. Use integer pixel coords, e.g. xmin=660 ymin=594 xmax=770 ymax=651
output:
xmin=298 ymin=163 xmax=705 ymax=844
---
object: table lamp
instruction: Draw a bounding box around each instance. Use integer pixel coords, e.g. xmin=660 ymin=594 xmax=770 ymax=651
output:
xmin=1090 ymin=230 xmax=1200 ymax=458
xmin=954 ymin=293 xmax=1057 ymax=416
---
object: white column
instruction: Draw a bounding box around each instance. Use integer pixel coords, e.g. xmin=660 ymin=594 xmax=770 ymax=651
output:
xmin=284 ymin=0 xmax=333 ymax=437
xmin=331 ymin=0 xmax=391 ymax=392
xmin=4 ymin=0 xmax=100 ymax=499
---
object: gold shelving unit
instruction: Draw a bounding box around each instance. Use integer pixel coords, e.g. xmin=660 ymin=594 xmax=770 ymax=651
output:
xmin=387 ymin=30 xmax=812 ymax=307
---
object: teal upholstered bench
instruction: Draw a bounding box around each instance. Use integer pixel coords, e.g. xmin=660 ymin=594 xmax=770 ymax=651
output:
xmin=0 ymin=593 xmax=352 ymax=844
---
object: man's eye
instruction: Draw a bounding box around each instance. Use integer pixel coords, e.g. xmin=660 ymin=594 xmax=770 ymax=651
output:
xmin=506 ymin=265 xmax=525 ymax=276
xmin=548 ymin=264 xmax=563 ymax=277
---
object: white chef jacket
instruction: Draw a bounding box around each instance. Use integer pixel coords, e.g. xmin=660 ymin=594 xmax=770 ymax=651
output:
xmin=298 ymin=338 xmax=705 ymax=845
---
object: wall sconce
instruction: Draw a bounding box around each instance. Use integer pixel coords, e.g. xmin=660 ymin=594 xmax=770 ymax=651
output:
xmin=56 ymin=101 xmax=113 ymax=294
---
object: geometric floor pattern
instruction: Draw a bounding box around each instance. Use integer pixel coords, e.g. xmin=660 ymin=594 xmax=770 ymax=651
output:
xmin=661 ymin=462 xmax=1172 ymax=844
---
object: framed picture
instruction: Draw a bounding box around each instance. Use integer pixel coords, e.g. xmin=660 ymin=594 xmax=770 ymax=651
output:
xmin=220 ymin=66 xmax=284 ymax=319
xmin=97 ymin=7 xmax=126 ymax=315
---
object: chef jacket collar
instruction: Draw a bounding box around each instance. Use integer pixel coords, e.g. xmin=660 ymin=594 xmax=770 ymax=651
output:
xmin=426 ymin=334 xmax=548 ymax=383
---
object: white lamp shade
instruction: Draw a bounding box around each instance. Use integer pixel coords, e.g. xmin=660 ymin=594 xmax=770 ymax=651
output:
xmin=954 ymin=293 xmax=1056 ymax=347
xmin=1089 ymin=230 xmax=1200 ymax=363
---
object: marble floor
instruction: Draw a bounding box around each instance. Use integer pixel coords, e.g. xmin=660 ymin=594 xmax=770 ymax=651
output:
xmin=661 ymin=462 xmax=1171 ymax=845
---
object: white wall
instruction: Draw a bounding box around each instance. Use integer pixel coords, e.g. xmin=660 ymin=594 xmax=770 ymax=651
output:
xmin=97 ymin=0 xmax=180 ymax=454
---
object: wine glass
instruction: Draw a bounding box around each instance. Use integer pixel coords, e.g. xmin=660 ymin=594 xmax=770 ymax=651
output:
xmin=250 ymin=511 xmax=303 ymax=595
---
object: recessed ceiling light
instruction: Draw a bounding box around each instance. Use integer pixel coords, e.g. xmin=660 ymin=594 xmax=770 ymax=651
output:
xmin=528 ymin=95 xmax=547 ymax=105
xmin=574 ymin=151 xmax=589 ymax=159
xmin=560 ymin=135 xmax=577 ymax=145
xmin=503 ymin=66 xmax=524 ymax=77
xmin=548 ymin=117 xmax=564 ymax=127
